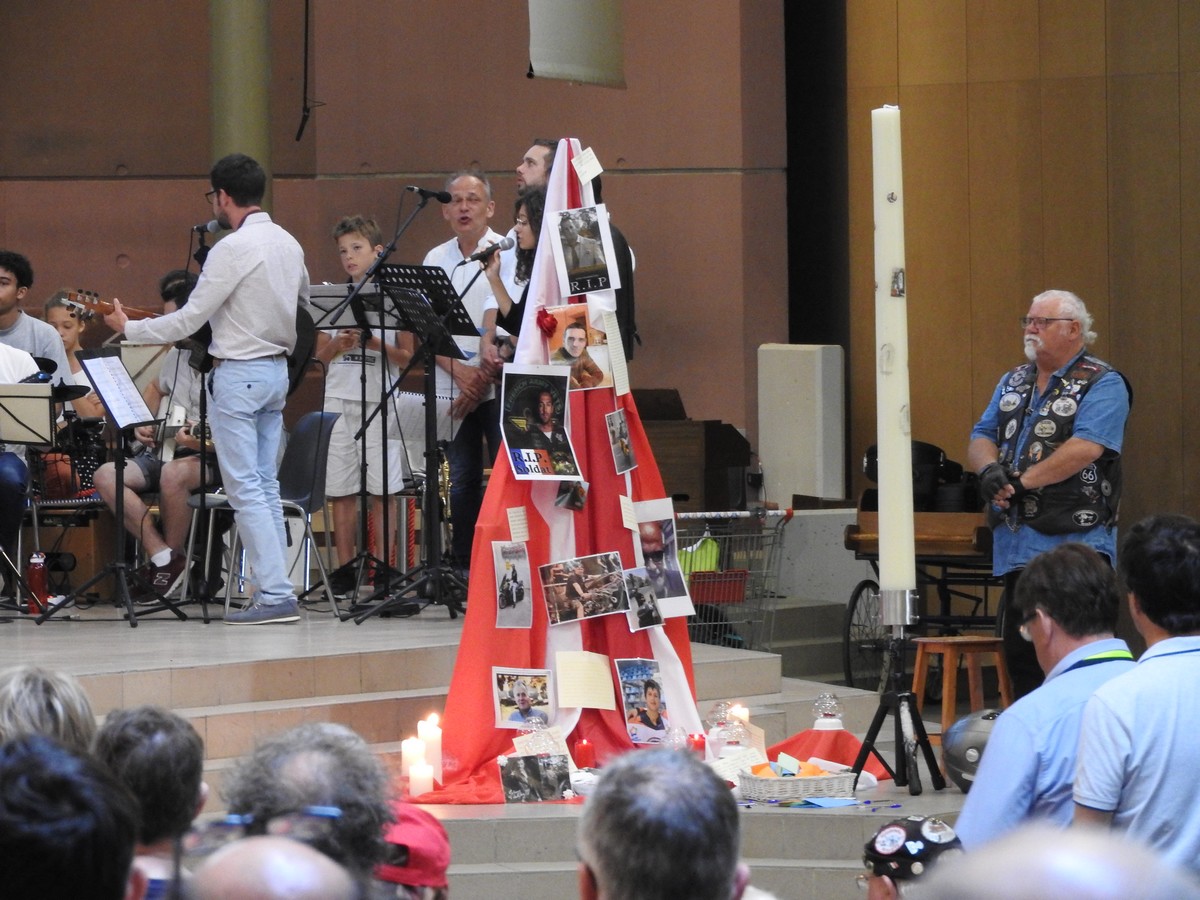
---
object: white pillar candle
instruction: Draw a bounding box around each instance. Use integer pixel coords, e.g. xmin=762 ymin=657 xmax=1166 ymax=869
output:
xmin=408 ymin=761 xmax=434 ymax=797
xmin=727 ymin=704 xmax=750 ymax=724
xmin=400 ymin=736 xmax=426 ymax=778
xmin=418 ymin=714 xmax=442 ymax=784
xmin=871 ymin=105 xmax=917 ymax=594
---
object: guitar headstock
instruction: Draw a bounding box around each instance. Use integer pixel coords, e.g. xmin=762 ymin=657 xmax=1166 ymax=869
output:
xmin=63 ymin=290 xmax=108 ymax=321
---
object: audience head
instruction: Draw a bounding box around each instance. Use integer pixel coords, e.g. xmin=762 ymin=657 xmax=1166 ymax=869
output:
xmin=376 ymin=802 xmax=451 ymax=900
xmin=1014 ymin=543 xmax=1121 ymax=671
xmin=0 ymin=665 xmax=96 ymax=752
xmin=210 ymin=153 xmax=266 ymax=208
xmin=1118 ymin=513 xmax=1200 ymax=639
xmin=92 ymin=705 xmax=206 ymax=847
xmin=0 ymin=733 xmax=144 ymax=900
xmin=222 ymin=722 xmax=393 ymax=879
xmin=188 ymin=835 xmax=359 ymax=900
xmin=0 ymin=249 xmax=34 ymax=291
xmin=914 ymin=823 xmax=1200 ymax=899
xmin=861 ymin=815 xmax=961 ymax=899
xmin=516 ymin=139 xmax=557 ymax=193
xmin=577 ymin=747 xmax=748 ymax=900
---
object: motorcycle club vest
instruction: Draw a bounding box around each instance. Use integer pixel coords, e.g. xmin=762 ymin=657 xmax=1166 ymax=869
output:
xmin=994 ymin=354 xmax=1126 ymax=535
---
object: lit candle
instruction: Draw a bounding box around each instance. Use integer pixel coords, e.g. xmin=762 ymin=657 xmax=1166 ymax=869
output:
xmin=409 ymin=761 xmax=434 ymax=797
xmin=728 ymin=704 xmax=750 ymax=725
xmin=871 ymin=105 xmax=917 ymax=596
xmin=687 ymin=733 xmax=706 ymax=757
xmin=418 ymin=714 xmax=442 ymax=784
xmin=574 ymin=738 xmax=596 ymax=769
xmin=400 ymin=737 xmax=426 ymax=779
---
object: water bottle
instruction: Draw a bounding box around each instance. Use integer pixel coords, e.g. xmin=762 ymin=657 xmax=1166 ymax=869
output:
xmin=26 ymin=552 xmax=48 ymax=614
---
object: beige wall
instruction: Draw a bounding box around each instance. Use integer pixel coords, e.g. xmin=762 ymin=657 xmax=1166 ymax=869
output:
xmin=846 ymin=0 xmax=1200 ymax=526
xmin=0 ymin=1 xmax=787 ymax=444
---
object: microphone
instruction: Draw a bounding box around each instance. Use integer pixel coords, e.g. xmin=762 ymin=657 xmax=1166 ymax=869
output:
xmin=192 ymin=220 xmax=220 ymax=234
xmin=458 ymin=236 xmax=515 ymax=266
xmin=406 ymin=185 xmax=453 ymax=204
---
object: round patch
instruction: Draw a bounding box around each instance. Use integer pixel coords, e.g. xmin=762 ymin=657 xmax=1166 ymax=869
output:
xmin=1004 ymin=419 xmax=1018 ymax=440
xmin=1101 ymin=479 xmax=1112 ymax=496
xmin=921 ymin=818 xmax=958 ymax=844
xmin=1052 ymin=397 xmax=1078 ymax=417
xmin=1073 ymin=510 xmax=1100 ymax=527
xmin=873 ymin=825 xmax=909 ymax=855
xmin=1034 ymin=419 xmax=1057 ymax=439
xmin=999 ymin=392 xmax=1022 ymax=413
xmin=1009 ymin=371 xmax=1027 ymax=388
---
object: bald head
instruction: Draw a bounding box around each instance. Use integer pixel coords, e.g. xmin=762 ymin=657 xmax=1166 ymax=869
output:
xmin=190 ymin=836 xmax=359 ymax=900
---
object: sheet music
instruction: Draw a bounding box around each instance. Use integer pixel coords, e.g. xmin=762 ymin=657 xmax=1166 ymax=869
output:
xmin=393 ymin=390 xmax=454 ymax=443
xmin=78 ymin=353 xmax=156 ymax=430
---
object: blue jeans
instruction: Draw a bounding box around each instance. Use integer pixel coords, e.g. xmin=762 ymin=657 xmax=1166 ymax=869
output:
xmin=0 ymin=452 xmax=28 ymax=559
xmin=207 ymin=358 xmax=291 ymax=605
xmin=446 ymin=399 xmax=501 ymax=567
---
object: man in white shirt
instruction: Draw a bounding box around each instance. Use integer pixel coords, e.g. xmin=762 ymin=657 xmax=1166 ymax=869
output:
xmin=420 ymin=170 xmax=514 ymax=576
xmin=106 ymin=153 xmax=309 ymax=625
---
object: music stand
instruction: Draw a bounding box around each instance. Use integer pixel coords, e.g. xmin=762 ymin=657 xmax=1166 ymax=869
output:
xmin=0 ymin=383 xmax=56 ymax=618
xmin=347 ymin=264 xmax=476 ymax=623
xmin=39 ymin=348 xmax=187 ymax=626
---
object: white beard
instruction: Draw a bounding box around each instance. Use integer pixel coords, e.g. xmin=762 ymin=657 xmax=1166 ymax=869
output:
xmin=1024 ymin=335 xmax=1041 ymax=362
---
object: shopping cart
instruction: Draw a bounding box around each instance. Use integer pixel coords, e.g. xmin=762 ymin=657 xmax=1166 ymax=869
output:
xmin=677 ymin=509 xmax=792 ymax=651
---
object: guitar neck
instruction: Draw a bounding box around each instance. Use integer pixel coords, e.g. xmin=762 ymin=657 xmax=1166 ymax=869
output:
xmin=64 ymin=290 xmax=159 ymax=321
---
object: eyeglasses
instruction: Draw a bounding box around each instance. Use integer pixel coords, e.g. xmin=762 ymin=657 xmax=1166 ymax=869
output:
xmin=205 ymin=189 xmax=218 ymax=203
xmin=1020 ymin=316 xmax=1073 ymax=329
xmin=182 ymin=805 xmax=342 ymax=856
xmin=514 ymin=216 xmax=530 ymax=227
xmin=1018 ymin=609 xmax=1039 ymax=642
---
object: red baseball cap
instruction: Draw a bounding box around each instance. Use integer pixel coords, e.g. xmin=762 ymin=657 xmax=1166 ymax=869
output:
xmin=376 ymin=803 xmax=451 ymax=888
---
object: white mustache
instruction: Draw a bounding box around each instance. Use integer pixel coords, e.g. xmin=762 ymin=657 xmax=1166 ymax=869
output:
xmin=1024 ymin=334 xmax=1042 ymax=361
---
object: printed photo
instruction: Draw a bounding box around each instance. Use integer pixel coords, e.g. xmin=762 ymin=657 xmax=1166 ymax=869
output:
xmin=624 ymin=568 xmax=665 ymax=632
xmin=493 ymin=668 xmax=554 ymax=729
xmin=606 ymin=407 xmax=636 ymax=474
xmin=538 ymin=551 xmax=629 ymax=625
xmin=492 ymin=541 xmax=533 ymax=629
xmin=615 ymin=658 xmax=670 ymax=745
xmin=500 ymin=365 xmax=581 ymax=479
xmin=543 ymin=303 xmax=613 ymax=391
xmin=546 ymin=203 xmax=622 ymax=297
xmin=631 ymin=498 xmax=694 ymax=620
xmin=500 ymin=753 xmax=572 ymax=803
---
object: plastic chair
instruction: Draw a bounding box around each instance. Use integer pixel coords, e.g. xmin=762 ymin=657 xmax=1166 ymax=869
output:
xmin=181 ymin=411 xmax=341 ymax=617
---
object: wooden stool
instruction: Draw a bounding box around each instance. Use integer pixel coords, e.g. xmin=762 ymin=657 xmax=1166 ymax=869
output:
xmin=911 ymin=635 xmax=1014 ymax=743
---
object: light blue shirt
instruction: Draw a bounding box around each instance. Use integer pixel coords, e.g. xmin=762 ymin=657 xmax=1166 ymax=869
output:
xmin=971 ymin=356 xmax=1130 ymax=575
xmin=955 ymin=638 xmax=1134 ymax=848
xmin=1075 ymin=635 xmax=1200 ymax=874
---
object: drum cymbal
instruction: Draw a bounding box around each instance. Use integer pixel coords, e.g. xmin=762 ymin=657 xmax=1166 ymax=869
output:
xmin=32 ymin=356 xmax=58 ymax=374
xmin=51 ymin=384 xmax=91 ymax=403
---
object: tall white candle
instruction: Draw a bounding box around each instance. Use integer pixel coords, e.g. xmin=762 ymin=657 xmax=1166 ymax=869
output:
xmin=872 ymin=106 xmax=917 ymax=594
xmin=418 ymin=714 xmax=442 ymax=784
xmin=400 ymin=736 xmax=426 ymax=779
xmin=409 ymin=761 xmax=434 ymax=797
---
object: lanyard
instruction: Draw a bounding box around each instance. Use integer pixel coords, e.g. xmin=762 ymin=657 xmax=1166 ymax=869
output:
xmin=1061 ymin=648 xmax=1134 ymax=675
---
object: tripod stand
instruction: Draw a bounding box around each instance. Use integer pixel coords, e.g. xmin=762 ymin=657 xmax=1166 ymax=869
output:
xmin=850 ymin=591 xmax=945 ymax=795
xmin=348 ymin=264 xmax=477 ymax=623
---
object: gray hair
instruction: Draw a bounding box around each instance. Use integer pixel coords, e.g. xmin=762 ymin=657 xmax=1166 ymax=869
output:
xmin=1032 ymin=289 xmax=1097 ymax=345
xmin=0 ymin=665 xmax=96 ymax=753
xmin=222 ymin=723 xmax=393 ymax=878
xmin=578 ymin=748 xmax=742 ymax=900
xmin=443 ymin=168 xmax=492 ymax=200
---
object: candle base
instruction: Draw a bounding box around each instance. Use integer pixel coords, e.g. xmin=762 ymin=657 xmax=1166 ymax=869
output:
xmin=879 ymin=588 xmax=918 ymax=627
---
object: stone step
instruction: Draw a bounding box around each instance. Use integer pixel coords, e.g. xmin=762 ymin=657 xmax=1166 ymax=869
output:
xmin=692 ymin=643 xmax=782 ymax=701
xmin=774 ymin=634 xmax=847 ymax=681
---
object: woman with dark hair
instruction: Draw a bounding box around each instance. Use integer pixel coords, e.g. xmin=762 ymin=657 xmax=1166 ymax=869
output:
xmin=481 ymin=186 xmax=546 ymax=361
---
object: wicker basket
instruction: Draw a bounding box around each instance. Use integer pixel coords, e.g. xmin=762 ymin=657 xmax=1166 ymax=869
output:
xmin=738 ymin=769 xmax=856 ymax=801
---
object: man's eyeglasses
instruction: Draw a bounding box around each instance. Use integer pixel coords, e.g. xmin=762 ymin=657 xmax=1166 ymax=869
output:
xmin=182 ymin=805 xmax=341 ymax=856
xmin=205 ymin=189 xmax=218 ymax=203
xmin=1020 ymin=316 xmax=1073 ymax=329
xmin=1018 ymin=609 xmax=1039 ymax=642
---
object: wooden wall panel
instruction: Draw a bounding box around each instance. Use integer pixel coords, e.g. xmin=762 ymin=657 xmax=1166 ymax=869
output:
xmin=1040 ymin=77 xmax=1109 ymax=311
xmin=1040 ymin=0 xmax=1107 ymax=78
xmin=1181 ymin=71 xmax=1200 ymax=513
xmin=966 ymin=80 xmax=1045 ymax=410
xmin=966 ymin=0 xmax=1040 ymax=83
xmin=847 ymin=0 xmax=898 ymax=89
xmin=900 ymin=84 xmax=972 ymax=460
xmin=898 ymin=0 xmax=966 ymax=86
xmin=1108 ymin=73 xmax=1183 ymax=523
xmin=1107 ymin=0 xmax=1181 ymax=74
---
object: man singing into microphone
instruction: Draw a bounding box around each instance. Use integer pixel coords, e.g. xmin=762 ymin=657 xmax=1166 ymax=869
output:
xmin=105 ymin=153 xmax=309 ymax=625
xmin=420 ymin=169 xmax=515 ymax=582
